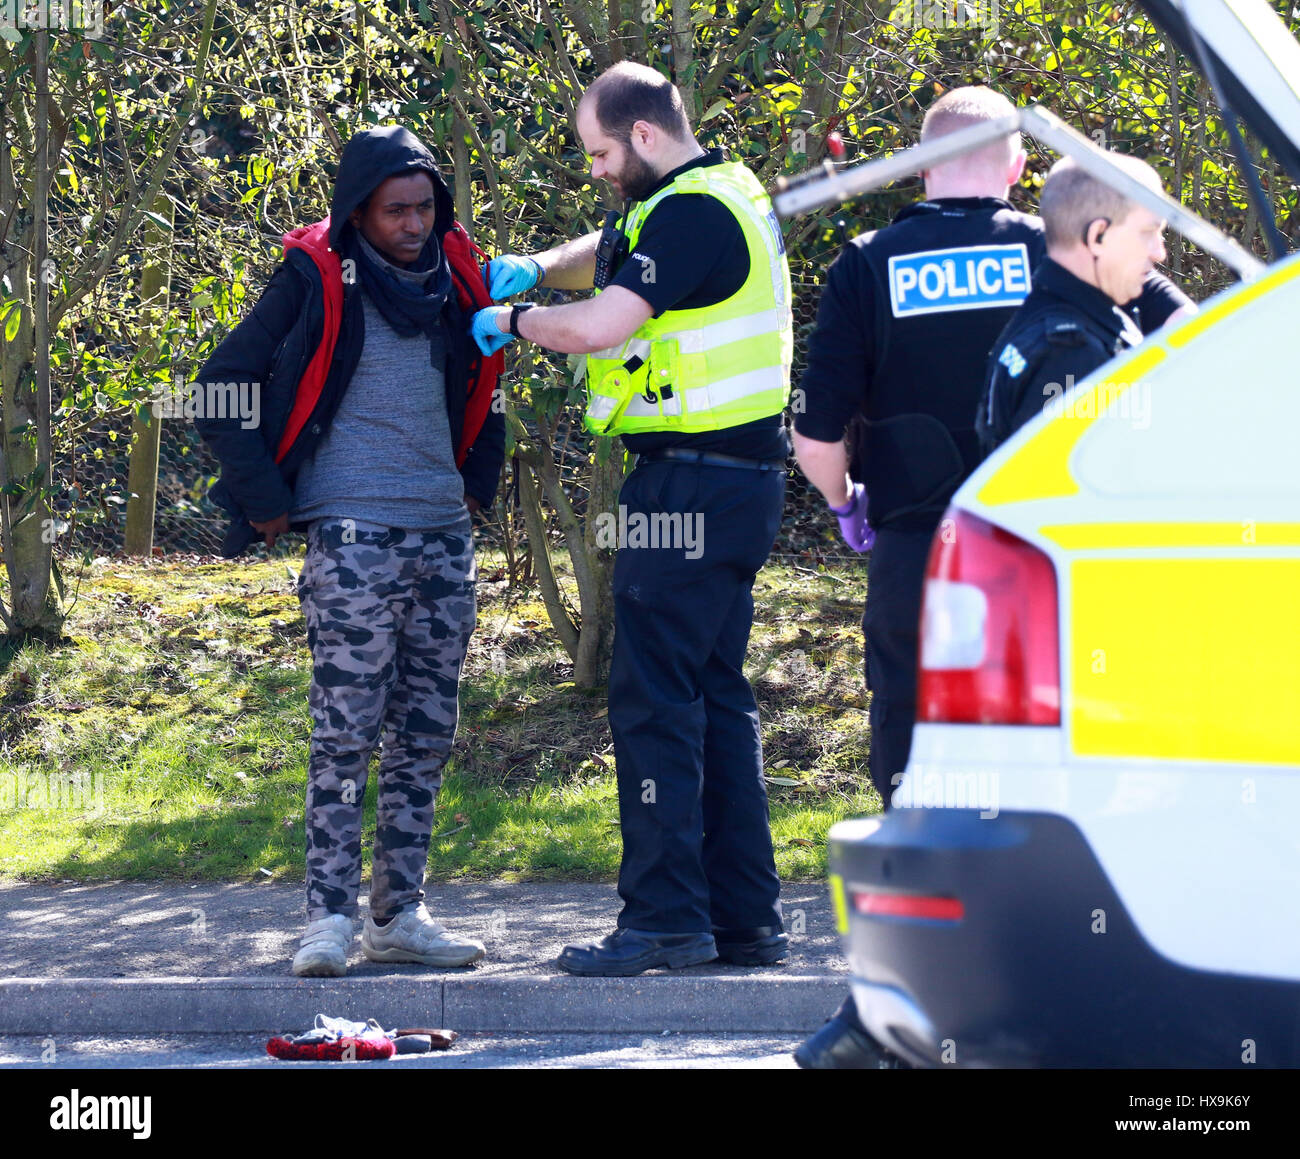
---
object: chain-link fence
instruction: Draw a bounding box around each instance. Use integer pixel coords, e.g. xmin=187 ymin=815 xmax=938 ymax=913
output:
xmin=774 ymin=267 xmax=865 ymax=567
xmin=52 ymin=262 xmax=863 ymax=568
xmin=55 ymin=406 xmax=231 ymax=559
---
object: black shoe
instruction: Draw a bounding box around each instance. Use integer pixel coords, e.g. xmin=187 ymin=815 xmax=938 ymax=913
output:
xmin=793 ymin=1007 xmax=909 ymax=1069
xmin=712 ymin=925 xmax=789 ymax=966
xmin=556 ymin=928 xmax=717 ymax=977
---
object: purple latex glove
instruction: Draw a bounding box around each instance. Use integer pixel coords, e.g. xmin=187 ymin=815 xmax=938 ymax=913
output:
xmin=828 ymin=483 xmax=875 ymax=552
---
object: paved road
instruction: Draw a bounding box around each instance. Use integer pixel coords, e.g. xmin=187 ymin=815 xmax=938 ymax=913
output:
xmin=0 ymin=1031 xmax=802 ymax=1069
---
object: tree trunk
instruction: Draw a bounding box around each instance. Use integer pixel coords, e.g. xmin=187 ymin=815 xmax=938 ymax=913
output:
xmin=766 ymin=0 xmax=850 ymax=186
xmin=575 ymin=440 xmax=622 ymax=684
xmin=0 ymin=32 xmax=58 ymax=636
xmin=124 ymin=192 xmax=175 ymax=556
xmin=671 ymin=0 xmax=694 ymax=116
xmin=514 ymin=448 xmax=580 ymax=659
xmin=561 ymin=0 xmax=614 ymax=72
xmin=0 ymin=0 xmax=218 ymax=631
xmin=510 ymin=409 xmax=623 ymax=688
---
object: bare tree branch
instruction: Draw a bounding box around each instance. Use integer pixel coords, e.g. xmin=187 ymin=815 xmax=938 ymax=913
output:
xmin=52 ymin=0 xmax=220 ymax=329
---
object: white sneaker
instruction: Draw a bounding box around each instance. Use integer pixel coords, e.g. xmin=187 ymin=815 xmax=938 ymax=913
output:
xmin=291 ymin=913 xmax=353 ymax=977
xmin=362 ymin=905 xmax=485 ymax=967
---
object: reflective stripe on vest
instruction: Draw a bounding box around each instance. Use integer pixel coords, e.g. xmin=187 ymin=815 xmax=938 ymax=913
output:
xmin=583 ymin=161 xmax=792 ymax=436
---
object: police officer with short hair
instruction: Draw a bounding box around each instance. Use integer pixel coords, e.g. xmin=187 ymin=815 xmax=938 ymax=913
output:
xmin=978 ymin=154 xmax=1187 ymax=453
xmin=792 ymin=87 xmax=1040 ymax=1067
xmin=791 ymin=90 xmax=1194 ymax=1068
xmin=472 ymin=62 xmax=794 ymax=976
xmin=795 ymin=85 xmax=1039 ymax=819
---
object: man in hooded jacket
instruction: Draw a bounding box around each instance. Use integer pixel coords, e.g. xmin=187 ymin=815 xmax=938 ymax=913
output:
xmin=194 ymin=126 xmax=504 ymax=976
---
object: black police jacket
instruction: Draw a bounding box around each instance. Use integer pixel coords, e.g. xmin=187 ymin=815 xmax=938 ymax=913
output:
xmin=797 ymin=197 xmax=1046 ymax=531
xmin=977 ymin=257 xmax=1144 ymax=456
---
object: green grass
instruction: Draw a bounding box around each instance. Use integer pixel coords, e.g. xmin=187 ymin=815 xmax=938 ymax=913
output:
xmin=0 ymin=550 xmax=879 ymax=884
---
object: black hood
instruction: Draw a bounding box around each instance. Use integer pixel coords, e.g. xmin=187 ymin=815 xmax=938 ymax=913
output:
xmin=328 ymin=125 xmax=456 ymax=252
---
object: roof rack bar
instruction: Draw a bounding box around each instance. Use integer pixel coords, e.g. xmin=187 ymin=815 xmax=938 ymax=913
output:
xmin=1020 ymin=106 xmax=1265 ymax=281
xmin=772 ymin=105 xmax=1266 ymax=282
xmin=772 ymin=116 xmax=1021 ymax=216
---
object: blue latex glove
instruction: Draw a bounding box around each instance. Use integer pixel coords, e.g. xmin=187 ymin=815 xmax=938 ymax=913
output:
xmin=483 ymin=255 xmax=543 ymax=300
xmin=471 ymin=307 xmax=515 ymax=355
xmin=828 ymin=483 xmax=874 ymax=552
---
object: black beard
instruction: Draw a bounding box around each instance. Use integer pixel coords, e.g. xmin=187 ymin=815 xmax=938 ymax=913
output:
xmin=617 ymin=150 xmax=660 ymax=204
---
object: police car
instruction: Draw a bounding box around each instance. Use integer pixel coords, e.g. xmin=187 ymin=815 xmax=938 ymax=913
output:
xmin=811 ymin=0 xmax=1300 ymax=1067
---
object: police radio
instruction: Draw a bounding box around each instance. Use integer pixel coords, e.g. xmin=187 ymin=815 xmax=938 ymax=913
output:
xmin=593 ymin=210 xmax=630 ymax=289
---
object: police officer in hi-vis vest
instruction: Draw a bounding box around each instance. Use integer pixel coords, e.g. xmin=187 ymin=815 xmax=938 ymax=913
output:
xmin=791 ymin=87 xmax=1193 ymax=1068
xmin=471 ymin=62 xmax=794 ymax=976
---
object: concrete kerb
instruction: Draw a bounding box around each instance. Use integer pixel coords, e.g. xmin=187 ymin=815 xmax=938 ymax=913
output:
xmin=0 ymin=974 xmax=844 ymax=1035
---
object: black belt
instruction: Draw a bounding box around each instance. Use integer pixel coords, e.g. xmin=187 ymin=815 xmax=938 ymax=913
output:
xmin=636 ymin=448 xmax=786 ymax=472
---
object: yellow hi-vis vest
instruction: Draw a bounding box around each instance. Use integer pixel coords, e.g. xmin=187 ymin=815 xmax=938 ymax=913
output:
xmin=583 ymin=161 xmax=793 ymax=437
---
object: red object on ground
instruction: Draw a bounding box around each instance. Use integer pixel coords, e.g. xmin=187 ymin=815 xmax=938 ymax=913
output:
xmin=266 ymin=1035 xmax=396 ymax=1061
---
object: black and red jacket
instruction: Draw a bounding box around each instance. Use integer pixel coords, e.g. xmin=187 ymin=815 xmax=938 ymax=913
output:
xmin=194 ymin=127 xmax=505 ymax=556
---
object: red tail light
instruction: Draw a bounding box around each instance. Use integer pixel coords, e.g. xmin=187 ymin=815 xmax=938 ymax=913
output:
xmin=852 ymin=891 xmax=964 ymax=922
xmin=917 ymin=508 xmax=1060 ymax=725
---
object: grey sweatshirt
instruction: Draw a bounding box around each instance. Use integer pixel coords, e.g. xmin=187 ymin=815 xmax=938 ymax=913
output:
xmin=291 ymin=244 xmax=465 ymax=530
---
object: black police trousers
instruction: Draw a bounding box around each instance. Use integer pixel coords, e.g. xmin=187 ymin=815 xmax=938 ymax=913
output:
xmin=825 ymin=527 xmax=935 ymax=1047
xmin=608 ymin=459 xmax=785 ymax=933
xmin=862 ymin=526 xmax=935 ymax=808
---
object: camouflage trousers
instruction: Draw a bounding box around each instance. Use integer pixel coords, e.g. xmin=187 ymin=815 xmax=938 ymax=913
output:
xmin=296 ymin=516 xmax=477 ymax=923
